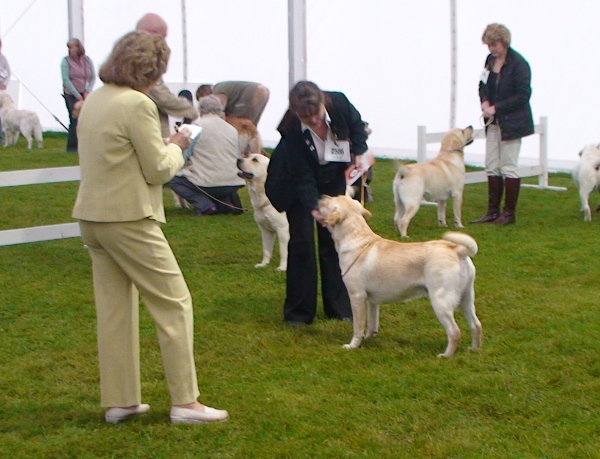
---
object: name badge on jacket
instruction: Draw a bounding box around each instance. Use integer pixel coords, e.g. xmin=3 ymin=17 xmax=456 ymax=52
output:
xmin=324 ymin=140 xmax=350 ymax=162
xmin=480 ymin=68 xmax=490 ymax=84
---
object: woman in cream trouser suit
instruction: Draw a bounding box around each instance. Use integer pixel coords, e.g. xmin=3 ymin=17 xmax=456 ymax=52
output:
xmin=72 ymin=31 xmax=227 ymax=425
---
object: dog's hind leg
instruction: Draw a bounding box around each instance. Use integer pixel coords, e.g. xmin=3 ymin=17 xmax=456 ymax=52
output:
xmin=458 ymin=277 xmax=482 ymax=352
xmin=343 ymin=293 xmax=368 ymax=349
xmin=579 ymin=186 xmax=594 ymax=221
xmin=429 ymin=290 xmax=461 ymax=358
xmin=364 ymin=301 xmax=379 ymax=339
xmin=34 ymin=124 xmax=43 ymax=148
xmin=24 ymin=132 xmax=33 ymax=149
xmin=398 ymin=203 xmax=420 ymax=238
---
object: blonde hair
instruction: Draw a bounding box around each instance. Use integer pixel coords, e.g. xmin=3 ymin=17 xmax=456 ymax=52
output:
xmin=482 ymin=23 xmax=511 ymax=48
xmin=99 ymin=31 xmax=170 ymax=91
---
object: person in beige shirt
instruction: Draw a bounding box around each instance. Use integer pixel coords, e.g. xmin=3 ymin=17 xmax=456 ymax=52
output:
xmin=169 ymin=95 xmax=245 ymax=216
xmin=72 ymin=31 xmax=228 ymax=425
xmin=136 ymin=13 xmax=197 ymax=138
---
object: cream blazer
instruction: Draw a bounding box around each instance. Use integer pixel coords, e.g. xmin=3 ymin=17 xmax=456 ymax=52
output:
xmin=72 ymin=84 xmax=184 ymax=224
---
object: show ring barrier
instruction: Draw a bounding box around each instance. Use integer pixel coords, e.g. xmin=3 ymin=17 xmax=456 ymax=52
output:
xmin=0 ymin=166 xmax=81 ymax=246
xmin=0 ymin=116 xmax=565 ymax=247
xmin=417 ymin=116 xmax=566 ymax=191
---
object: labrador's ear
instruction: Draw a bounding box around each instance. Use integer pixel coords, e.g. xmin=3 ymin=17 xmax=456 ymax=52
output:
xmin=324 ymin=206 xmax=341 ymax=227
xmin=348 ymin=196 xmax=372 ymax=218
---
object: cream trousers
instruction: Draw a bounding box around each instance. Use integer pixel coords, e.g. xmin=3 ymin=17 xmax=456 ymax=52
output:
xmin=79 ymin=219 xmax=200 ymax=407
xmin=485 ymin=124 xmax=522 ymax=178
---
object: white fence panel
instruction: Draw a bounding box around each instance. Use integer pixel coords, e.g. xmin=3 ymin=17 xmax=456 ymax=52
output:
xmin=417 ymin=117 xmax=566 ymax=192
xmin=0 ymin=166 xmax=81 ymax=246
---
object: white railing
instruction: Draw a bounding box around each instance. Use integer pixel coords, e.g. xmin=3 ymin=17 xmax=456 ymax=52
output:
xmin=0 ymin=167 xmax=81 ymax=246
xmin=417 ymin=116 xmax=566 ymax=191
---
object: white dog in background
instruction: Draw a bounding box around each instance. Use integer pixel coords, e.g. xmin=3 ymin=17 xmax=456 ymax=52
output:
xmin=237 ymin=154 xmax=289 ymax=271
xmin=0 ymin=91 xmax=43 ymax=149
xmin=572 ymin=144 xmax=600 ymax=221
xmin=392 ymin=126 xmax=473 ymax=237
xmin=319 ymin=194 xmax=482 ymax=358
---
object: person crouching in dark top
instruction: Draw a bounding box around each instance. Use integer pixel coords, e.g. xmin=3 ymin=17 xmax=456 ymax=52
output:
xmin=265 ymin=81 xmax=368 ymax=327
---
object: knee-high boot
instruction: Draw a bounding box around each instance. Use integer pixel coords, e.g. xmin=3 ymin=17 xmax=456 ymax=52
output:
xmin=471 ymin=176 xmax=504 ymax=223
xmin=493 ymin=177 xmax=520 ymax=225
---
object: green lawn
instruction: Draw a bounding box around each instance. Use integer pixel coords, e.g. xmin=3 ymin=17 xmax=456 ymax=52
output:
xmin=1 ymin=134 xmax=599 ymax=458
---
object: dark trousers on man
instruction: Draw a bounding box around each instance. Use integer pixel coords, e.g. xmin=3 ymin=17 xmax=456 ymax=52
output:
xmin=283 ymin=202 xmax=352 ymax=324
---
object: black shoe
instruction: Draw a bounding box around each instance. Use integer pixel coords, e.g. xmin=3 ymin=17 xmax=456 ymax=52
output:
xmin=286 ymin=320 xmax=308 ymax=327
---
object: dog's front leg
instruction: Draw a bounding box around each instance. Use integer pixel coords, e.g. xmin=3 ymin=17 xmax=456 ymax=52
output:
xmin=343 ymin=294 xmax=367 ymax=349
xmin=437 ymin=200 xmax=448 ymax=227
xmin=255 ymin=227 xmax=275 ymax=268
xmin=453 ymin=192 xmax=464 ymax=228
xmin=276 ymin=228 xmax=289 ymax=271
xmin=364 ymin=302 xmax=379 ymax=339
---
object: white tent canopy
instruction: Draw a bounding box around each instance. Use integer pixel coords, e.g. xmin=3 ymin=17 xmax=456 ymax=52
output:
xmin=2 ymin=0 xmax=600 ymax=167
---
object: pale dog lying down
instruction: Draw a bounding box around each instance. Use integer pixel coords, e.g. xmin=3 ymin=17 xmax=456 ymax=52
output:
xmin=572 ymin=144 xmax=600 ymax=221
xmin=237 ymin=154 xmax=289 ymax=271
xmin=0 ymin=91 xmax=43 ymax=149
xmin=318 ymin=194 xmax=482 ymax=358
xmin=393 ymin=126 xmax=473 ymax=237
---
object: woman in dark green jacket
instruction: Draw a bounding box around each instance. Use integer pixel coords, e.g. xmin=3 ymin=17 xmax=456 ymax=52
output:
xmin=472 ymin=23 xmax=534 ymax=225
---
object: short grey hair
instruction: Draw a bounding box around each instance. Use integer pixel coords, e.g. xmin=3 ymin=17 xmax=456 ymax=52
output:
xmin=199 ymin=95 xmax=223 ymax=116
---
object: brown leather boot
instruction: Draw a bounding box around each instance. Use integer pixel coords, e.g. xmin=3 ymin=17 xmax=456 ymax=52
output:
xmin=471 ymin=176 xmax=503 ymax=223
xmin=493 ymin=177 xmax=520 ymax=225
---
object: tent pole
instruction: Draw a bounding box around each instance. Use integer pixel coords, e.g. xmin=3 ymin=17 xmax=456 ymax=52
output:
xmin=67 ymin=0 xmax=85 ymax=42
xmin=181 ymin=0 xmax=188 ymax=83
xmin=288 ymin=0 xmax=307 ymax=90
xmin=449 ymin=0 xmax=457 ymax=129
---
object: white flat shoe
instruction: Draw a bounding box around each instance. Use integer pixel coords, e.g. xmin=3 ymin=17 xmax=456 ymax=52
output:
xmin=170 ymin=406 xmax=229 ymax=424
xmin=105 ymin=404 xmax=150 ymax=424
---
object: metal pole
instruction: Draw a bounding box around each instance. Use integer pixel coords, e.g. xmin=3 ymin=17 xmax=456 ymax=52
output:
xmin=288 ymin=0 xmax=307 ymax=90
xmin=449 ymin=0 xmax=457 ymax=129
xmin=181 ymin=0 xmax=188 ymax=83
xmin=67 ymin=0 xmax=84 ymax=41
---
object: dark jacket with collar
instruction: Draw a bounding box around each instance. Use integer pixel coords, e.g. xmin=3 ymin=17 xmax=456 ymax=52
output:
xmin=265 ymin=91 xmax=368 ymax=212
xmin=479 ymin=47 xmax=534 ymax=141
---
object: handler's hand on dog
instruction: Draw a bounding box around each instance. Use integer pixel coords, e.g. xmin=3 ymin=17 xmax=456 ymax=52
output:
xmin=311 ymin=209 xmax=326 ymax=225
xmin=482 ymin=105 xmax=496 ymax=118
xmin=170 ymin=129 xmax=192 ymax=151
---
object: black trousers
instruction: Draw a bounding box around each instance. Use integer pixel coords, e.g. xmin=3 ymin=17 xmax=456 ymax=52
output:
xmin=169 ymin=176 xmax=243 ymax=214
xmin=63 ymin=93 xmax=79 ymax=152
xmin=283 ymin=201 xmax=352 ymax=324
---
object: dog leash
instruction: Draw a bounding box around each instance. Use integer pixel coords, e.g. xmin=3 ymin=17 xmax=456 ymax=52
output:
xmin=8 ymin=70 xmax=69 ymax=131
xmin=341 ymin=241 xmax=374 ymax=278
xmin=193 ymin=184 xmax=248 ymax=213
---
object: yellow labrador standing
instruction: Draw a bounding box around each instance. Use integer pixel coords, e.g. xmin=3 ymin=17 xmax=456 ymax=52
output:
xmin=572 ymin=144 xmax=600 ymax=221
xmin=237 ymin=154 xmax=289 ymax=271
xmin=319 ymin=194 xmax=482 ymax=358
xmin=393 ymin=126 xmax=473 ymax=237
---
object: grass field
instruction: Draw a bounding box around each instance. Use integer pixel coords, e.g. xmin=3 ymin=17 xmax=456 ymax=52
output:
xmin=1 ymin=134 xmax=599 ymax=458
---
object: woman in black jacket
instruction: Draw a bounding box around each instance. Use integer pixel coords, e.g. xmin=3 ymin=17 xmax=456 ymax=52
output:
xmin=266 ymin=81 xmax=368 ymax=326
xmin=472 ymin=23 xmax=534 ymax=225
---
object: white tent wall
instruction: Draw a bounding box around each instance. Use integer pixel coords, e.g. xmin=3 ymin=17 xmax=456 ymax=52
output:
xmin=1 ymin=1 xmax=600 ymax=167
